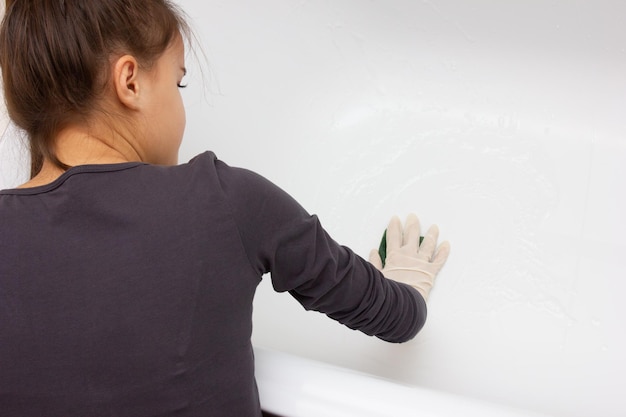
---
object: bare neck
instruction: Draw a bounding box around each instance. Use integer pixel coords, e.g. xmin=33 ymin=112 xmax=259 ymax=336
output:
xmin=18 ymin=125 xmax=142 ymax=189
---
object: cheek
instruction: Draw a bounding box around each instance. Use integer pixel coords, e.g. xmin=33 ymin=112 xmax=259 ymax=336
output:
xmin=154 ymin=91 xmax=186 ymax=164
xmin=175 ymin=93 xmax=186 ymax=137
xmin=167 ymin=92 xmax=186 ymax=158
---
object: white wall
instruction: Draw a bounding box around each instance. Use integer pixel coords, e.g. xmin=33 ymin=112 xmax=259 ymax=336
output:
xmin=2 ymin=1 xmax=624 ymax=416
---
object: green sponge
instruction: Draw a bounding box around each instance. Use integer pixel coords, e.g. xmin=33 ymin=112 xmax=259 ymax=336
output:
xmin=378 ymin=230 xmax=424 ymax=268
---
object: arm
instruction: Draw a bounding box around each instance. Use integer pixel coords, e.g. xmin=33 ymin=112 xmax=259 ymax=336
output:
xmin=215 ymin=159 xmax=429 ymax=342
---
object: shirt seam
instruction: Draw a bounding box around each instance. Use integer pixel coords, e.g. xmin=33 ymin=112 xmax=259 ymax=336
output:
xmin=0 ymin=163 xmax=145 ymax=196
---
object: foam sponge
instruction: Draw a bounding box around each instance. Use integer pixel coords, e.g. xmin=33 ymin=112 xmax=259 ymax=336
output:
xmin=378 ymin=230 xmax=424 ymax=268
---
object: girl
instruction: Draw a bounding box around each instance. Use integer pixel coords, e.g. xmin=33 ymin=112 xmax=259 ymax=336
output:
xmin=0 ymin=1 xmax=449 ymax=416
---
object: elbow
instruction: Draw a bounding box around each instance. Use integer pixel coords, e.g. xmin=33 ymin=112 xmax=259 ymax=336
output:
xmin=378 ymin=285 xmax=428 ymax=344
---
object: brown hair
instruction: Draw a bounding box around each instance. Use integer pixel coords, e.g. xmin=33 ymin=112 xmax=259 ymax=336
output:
xmin=0 ymin=0 xmax=190 ymax=178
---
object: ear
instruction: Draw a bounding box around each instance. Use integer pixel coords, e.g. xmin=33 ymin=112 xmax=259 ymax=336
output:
xmin=113 ymin=55 xmax=142 ymax=110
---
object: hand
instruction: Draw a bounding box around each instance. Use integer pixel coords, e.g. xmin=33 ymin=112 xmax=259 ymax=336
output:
xmin=369 ymin=214 xmax=450 ymax=301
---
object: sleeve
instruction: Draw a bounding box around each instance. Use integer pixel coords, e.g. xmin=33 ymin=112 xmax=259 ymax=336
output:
xmin=214 ymin=157 xmax=426 ymax=343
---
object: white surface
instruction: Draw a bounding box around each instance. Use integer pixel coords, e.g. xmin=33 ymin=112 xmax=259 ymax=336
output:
xmin=1 ymin=1 xmax=625 ymax=417
xmin=254 ymin=346 xmax=552 ymax=417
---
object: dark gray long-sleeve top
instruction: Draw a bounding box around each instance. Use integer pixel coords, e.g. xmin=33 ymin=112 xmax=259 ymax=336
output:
xmin=0 ymin=152 xmax=426 ymax=417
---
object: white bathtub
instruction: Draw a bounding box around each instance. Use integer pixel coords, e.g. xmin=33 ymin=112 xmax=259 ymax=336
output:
xmin=2 ymin=1 xmax=624 ymax=416
xmin=254 ymin=347 xmax=552 ymax=417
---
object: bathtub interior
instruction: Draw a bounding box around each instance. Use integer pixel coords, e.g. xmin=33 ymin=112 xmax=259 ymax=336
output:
xmin=1 ymin=1 xmax=625 ymax=417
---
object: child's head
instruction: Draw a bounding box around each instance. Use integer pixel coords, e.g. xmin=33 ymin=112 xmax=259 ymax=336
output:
xmin=0 ymin=0 xmax=191 ymax=176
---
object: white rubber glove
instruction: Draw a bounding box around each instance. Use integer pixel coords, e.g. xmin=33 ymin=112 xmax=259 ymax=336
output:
xmin=369 ymin=214 xmax=450 ymax=301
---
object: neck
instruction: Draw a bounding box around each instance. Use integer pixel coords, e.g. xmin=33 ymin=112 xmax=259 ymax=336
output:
xmin=17 ymin=124 xmax=142 ymax=189
xmin=54 ymin=124 xmax=142 ymax=166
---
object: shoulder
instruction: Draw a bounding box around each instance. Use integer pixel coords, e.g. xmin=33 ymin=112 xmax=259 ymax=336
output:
xmin=182 ymin=151 xmax=255 ymax=183
xmin=182 ymin=151 xmax=286 ymax=201
xmin=182 ymin=152 xmax=309 ymax=230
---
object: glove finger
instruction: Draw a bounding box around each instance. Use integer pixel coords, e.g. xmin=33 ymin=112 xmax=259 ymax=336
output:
xmin=369 ymin=249 xmax=383 ymax=270
xmin=403 ymin=213 xmax=421 ymax=250
xmin=431 ymin=240 xmax=451 ymax=269
xmin=417 ymin=224 xmax=439 ymax=261
xmin=386 ymin=215 xmax=403 ymax=252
